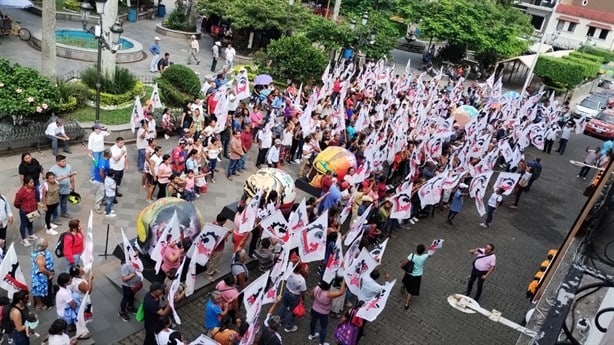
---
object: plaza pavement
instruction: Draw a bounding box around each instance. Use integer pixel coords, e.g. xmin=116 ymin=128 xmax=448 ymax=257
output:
xmin=0 ymin=5 xmax=609 ymax=345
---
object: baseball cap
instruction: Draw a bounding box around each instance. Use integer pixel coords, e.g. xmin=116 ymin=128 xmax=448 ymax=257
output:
xmin=459 ymin=183 xmax=469 ymax=188
xmin=190 ymin=35 xmax=196 ymax=39
xmin=92 ymin=124 xmax=102 ymax=130
xmin=215 ymin=41 xmax=221 ymax=46
xmin=362 ymin=195 xmax=373 ymax=202
xmin=274 ymin=139 xmax=281 ymax=145
xmin=154 ymin=36 xmax=161 ymax=41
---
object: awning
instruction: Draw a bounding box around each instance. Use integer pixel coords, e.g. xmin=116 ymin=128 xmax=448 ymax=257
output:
xmin=557 ymin=16 xmax=580 ymax=24
xmin=497 ymin=50 xmax=574 ymax=69
xmin=588 ymin=22 xmax=612 ymax=30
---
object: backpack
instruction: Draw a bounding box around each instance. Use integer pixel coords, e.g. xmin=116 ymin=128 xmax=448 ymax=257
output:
xmin=0 ymin=299 xmax=13 ymax=335
xmin=55 ymin=232 xmax=73 ymax=258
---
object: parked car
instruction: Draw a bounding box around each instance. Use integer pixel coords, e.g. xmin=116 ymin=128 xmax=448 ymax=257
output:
xmin=598 ymin=78 xmax=614 ymax=90
xmin=584 ymin=109 xmax=614 ymax=140
xmin=572 ymin=94 xmax=610 ymax=119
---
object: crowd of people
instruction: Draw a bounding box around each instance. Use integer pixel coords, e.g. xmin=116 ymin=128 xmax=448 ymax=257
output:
xmin=0 ymin=53 xmax=612 ymax=345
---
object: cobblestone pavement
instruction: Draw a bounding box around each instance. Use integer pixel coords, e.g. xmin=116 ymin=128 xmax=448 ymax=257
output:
xmin=116 ymin=131 xmax=603 ymax=345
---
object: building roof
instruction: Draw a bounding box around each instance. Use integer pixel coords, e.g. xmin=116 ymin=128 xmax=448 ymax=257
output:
xmin=556 ymin=3 xmax=614 ymax=25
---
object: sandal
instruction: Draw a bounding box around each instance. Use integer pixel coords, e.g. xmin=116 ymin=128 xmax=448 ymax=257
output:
xmin=77 ymin=333 xmax=92 ymax=340
xmin=44 ymin=305 xmax=53 ymax=310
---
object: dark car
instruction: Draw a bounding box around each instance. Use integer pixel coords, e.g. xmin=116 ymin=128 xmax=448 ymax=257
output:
xmin=584 ymin=109 xmax=614 ymax=140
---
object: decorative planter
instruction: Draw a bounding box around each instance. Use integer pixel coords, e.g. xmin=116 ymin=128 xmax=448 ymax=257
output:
xmin=155 ymin=24 xmax=201 ymax=40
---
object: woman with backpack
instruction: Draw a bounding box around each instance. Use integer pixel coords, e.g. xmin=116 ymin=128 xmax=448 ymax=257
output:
xmin=30 ymin=238 xmax=55 ymax=310
xmin=61 ymin=219 xmax=84 ymax=270
xmin=8 ymin=290 xmax=31 ymax=345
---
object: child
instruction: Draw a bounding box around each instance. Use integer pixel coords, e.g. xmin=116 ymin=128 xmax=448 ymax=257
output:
xmin=183 ymin=170 xmax=197 ymax=202
xmin=104 ymin=170 xmax=117 ymax=218
xmin=195 ymin=167 xmax=209 ymax=197
xmin=161 ymin=108 xmax=176 ymax=140
xmin=25 ymin=313 xmax=40 ymax=338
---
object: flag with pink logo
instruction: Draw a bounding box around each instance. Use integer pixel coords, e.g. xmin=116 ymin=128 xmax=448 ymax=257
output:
xmin=322 ymin=235 xmax=344 ymax=283
xmin=356 ymin=280 xmax=396 ymax=322
xmin=390 ymin=181 xmax=412 ymax=220
xmin=190 ymin=223 xmax=229 ymax=266
xmin=344 ymin=205 xmax=371 ymax=246
xmin=242 ymin=271 xmax=270 ymax=322
xmin=238 ymin=191 xmax=262 ymax=234
xmin=151 ymin=211 xmax=181 ymax=274
xmin=299 ymin=210 xmax=328 ymax=263
xmin=418 ymin=172 xmax=448 ymax=207
xmin=121 ymin=228 xmax=144 ymax=279
xmin=344 ymin=248 xmax=378 ymax=296
xmin=493 ymin=172 xmax=521 ymax=196
xmin=260 ymin=209 xmax=291 ymax=244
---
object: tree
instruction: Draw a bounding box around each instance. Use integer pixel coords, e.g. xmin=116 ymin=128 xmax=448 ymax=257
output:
xmin=256 ymin=35 xmax=328 ymax=83
xmin=534 ymin=56 xmax=584 ymax=89
xmin=40 ymin=0 xmax=56 ymax=78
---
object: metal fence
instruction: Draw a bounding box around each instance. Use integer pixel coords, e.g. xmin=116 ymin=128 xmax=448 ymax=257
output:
xmin=59 ymin=70 xmax=158 ymax=85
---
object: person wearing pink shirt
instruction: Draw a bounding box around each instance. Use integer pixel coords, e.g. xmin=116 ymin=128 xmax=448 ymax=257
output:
xmin=465 ymin=244 xmax=496 ymax=301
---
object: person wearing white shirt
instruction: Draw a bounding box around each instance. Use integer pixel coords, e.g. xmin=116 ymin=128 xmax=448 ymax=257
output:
xmin=267 ymin=139 xmax=282 ymax=168
xmin=0 ymin=192 xmax=13 ymax=253
xmin=224 ymin=43 xmax=236 ymax=68
xmin=480 ymin=188 xmax=503 ymax=228
xmin=45 ymin=119 xmax=71 ymax=156
xmin=110 ymin=137 xmax=128 ymax=198
xmin=543 ymin=124 xmax=560 ymax=154
xmin=278 ymin=265 xmax=307 ymax=332
xmin=556 ymin=123 xmax=573 ymax=155
xmin=87 ymin=124 xmax=109 ymax=181
xmin=187 ymin=34 xmax=200 ymax=65
xmin=136 ymin=120 xmax=154 ymax=173
xmin=358 ymin=269 xmax=389 ymax=302
xmin=47 ymin=319 xmax=74 ymax=345
xmin=255 ymin=127 xmax=273 ymax=168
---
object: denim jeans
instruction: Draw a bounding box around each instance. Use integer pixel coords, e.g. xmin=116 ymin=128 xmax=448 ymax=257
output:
xmin=47 ymin=135 xmax=69 ymax=155
xmin=90 ymin=151 xmax=103 ymax=180
xmin=53 ymin=193 xmax=69 ymax=217
xmin=18 ymin=209 xmax=33 ymax=239
xmin=137 ymin=148 xmax=146 ymax=172
xmin=65 ymin=254 xmax=81 ymax=271
xmin=485 ymin=206 xmax=496 ymax=225
xmin=104 ymin=195 xmax=115 ymax=215
xmin=278 ymin=289 xmax=300 ymax=329
xmin=227 ymin=159 xmax=239 ymax=177
xmin=208 ymin=159 xmax=218 ymax=179
xmin=309 ymin=308 xmax=329 ymax=344
xmin=237 ymin=155 xmax=247 ymax=171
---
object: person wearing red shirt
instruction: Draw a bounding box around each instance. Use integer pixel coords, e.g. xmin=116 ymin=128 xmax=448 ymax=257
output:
xmin=320 ymin=171 xmax=333 ymax=195
xmin=238 ymin=125 xmax=252 ymax=172
xmin=171 ymin=139 xmax=188 ymax=174
xmin=14 ymin=177 xmax=38 ymax=247
xmin=207 ymin=93 xmax=218 ymax=118
xmin=63 ymin=219 xmax=84 ymax=268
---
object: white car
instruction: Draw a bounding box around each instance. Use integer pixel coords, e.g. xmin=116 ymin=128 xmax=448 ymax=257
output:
xmin=573 ymin=96 xmax=607 ymax=119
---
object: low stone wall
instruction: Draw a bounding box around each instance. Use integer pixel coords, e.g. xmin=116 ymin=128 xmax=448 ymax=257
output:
xmin=155 ymin=24 xmax=201 ymax=40
xmin=25 ymin=6 xmax=155 ymax=22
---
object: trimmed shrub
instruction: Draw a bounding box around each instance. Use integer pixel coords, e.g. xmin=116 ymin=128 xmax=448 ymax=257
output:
xmin=163 ymin=3 xmax=196 ymax=31
xmin=535 ymin=56 xmax=584 ymax=89
xmin=89 ymin=81 xmax=145 ymax=106
xmin=158 ymin=64 xmax=200 ymax=107
xmin=569 ymin=51 xmax=604 ymax=64
xmin=561 ymin=56 xmax=600 ymax=79
xmin=581 ymin=47 xmax=614 ymax=63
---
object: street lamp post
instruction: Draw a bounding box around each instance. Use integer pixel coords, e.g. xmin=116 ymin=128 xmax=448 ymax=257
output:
xmin=80 ymin=0 xmax=124 ymax=124
xmin=349 ymin=12 xmax=376 ymax=62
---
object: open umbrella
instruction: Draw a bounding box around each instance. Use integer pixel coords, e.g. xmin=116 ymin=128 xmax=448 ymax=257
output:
xmin=254 ymin=74 xmax=273 ymax=86
xmin=452 ymin=105 xmax=479 ymax=128
xmin=0 ymin=0 xmax=33 ymax=8
xmin=503 ymin=90 xmax=520 ymax=99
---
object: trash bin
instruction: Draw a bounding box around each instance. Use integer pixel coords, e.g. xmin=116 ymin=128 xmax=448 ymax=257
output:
xmin=128 ymin=8 xmax=137 ymax=22
xmin=342 ymin=48 xmax=353 ymax=60
xmin=156 ymin=4 xmax=166 ymax=17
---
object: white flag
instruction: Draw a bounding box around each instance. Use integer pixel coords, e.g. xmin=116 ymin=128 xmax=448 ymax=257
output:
xmin=321 ymin=62 xmax=331 ymax=83
xmin=469 ymin=171 xmax=493 ymax=199
xmin=185 ymin=260 xmax=196 ymax=297
xmin=322 ymin=235 xmax=343 ymax=283
xmin=418 ymin=172 xmax=448 ymax=207
xmin=239 ymin=192 xmax=262 ymax=234
xmin=168 ymin=257 xmax=185 ymax=325
xmin=344 ymin=205 xmax=371 ymax=246
xmin=493 ymin=172 xmax=521 ymax=196
xmin=369 ymin=238 xmax=388 ymax=264
xmin=356 ymin=279 xmax=396 ymax=322
xmin=190 ymin=223 xmax=230 ymax=267
xmin=242 ymin=271 xmax=269 ymax=322
xmin=344 ymin=248 xmax=378 ymax=296
xmin=298 ymin=210 xmax=328 ymax=263
xmin=121 ymin=228 xmax=144 ymax=279
xmin=260 ymin=209 xmax=291 ymax=244
xmin=390 ymin=181 xmax=412 ymax=220
xmin=81 ymin=211 xmax=94 ymax=273
xmin=235 ymin=71 xmax=251 ymax=100
xmin=151 ymin=211 xmax=181 ymax=274
xmin=75 ymin=291 xmax=91 ymax=338
xmin=0 ymin=243 xmax=27 ymax=297
xmin=130 ymin=96 xmax=143 ymax=133
xmin=405 ymin=58 xmax=411 ymax=75
xmin=150 ymin=83 xmax=163 ymax=108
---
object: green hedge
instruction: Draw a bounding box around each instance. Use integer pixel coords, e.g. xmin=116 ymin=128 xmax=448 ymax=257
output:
xmin=581 ymin=47 xmax=614 ymax=63
xmin=535 ymin=56 xmax=584 ymax=89
xmin=569 ymin=51 xmax=604 ymax=64
xmin=86 ymin=81 xmax=145 ymax=106
xmin=56 ymin=96 xmax=78 ymax=113
xmin=157 ymin=64 xmax=200 ymax=107
xmin=562 ymin=56 xmax=600 ymax=79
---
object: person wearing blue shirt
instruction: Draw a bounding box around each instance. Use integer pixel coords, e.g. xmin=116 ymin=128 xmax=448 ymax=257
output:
xmin=401 ymin=244 xmax=431 ymax=309
xmin=318 ymin=179 xmax=342 ymax=215
xmin=93 ymin=150 xmax=111 ymax=214
xmin=446 ymin=183 xmax=468 ymax=226
xmin=205 ymin=291 xmax=229 ymax=333
xmin=149 ymin=37 xmax=161 ymax=73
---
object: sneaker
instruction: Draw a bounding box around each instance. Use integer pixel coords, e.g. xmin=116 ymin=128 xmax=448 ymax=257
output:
xmin=105 ymin=213 xmax=117 ymax=218
xmin=145 ymin=198 xmax=153 ymax=204
xmin=411 ymin=217 xmax=419 ymax=222
xmin=28 ymin=234 xmax=38 ymax=240
xmin=409 ymin=219 xmax=416 ymax=225
xmin=89 ymin=178 xmax=95 ymax=184
xmin=94 ymin=207 xmax=103 ymax=214
xmin=308 ymin=333 xmax=320 ymax=340
xmin=21 ymin=239 xmax=31 ymax=247
xmin=284 ymin=326 xmax=298 ymax=333
xmin=320 ymin=343 xmax=330 ymax=345
xmin=576 ymin=175 xmax=580 ymax=178
xmin=227 ymin=176 xmax=234 ymax=181
xmin=164 ymin=134 xmax=170 ymax=140
xmin=479 ymin=223 xmax=488 ymax=228
xmin=61 ymin=214 xmax=72 ymax=219
xmin=51 ymin=220 xmax=62 ymax=226
xmin=49 ymin=223 xmax=58 ymax=229
xmin=294 ymin=159 xmax=301 ymax=164
xmin=46 ymin=229 xmax=59 ymax=235
xmin=509 ymin=205 xmax=518 ymax=209
xmin=126 ymin=306 xmax=137 ymax=314
xmin=118 ymin=312 xmax=129 ymax=322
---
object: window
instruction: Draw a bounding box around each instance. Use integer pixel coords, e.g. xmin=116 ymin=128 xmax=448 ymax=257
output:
xmin=567 ymin=22 xmax=576 ymax=32
xmin=599 ymin=29 xmax=610 ymax=40
xmin=587 ymin=26 xmax=596 ymax=37
xmin=556 ymin=20 xmax=565 ymax=31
